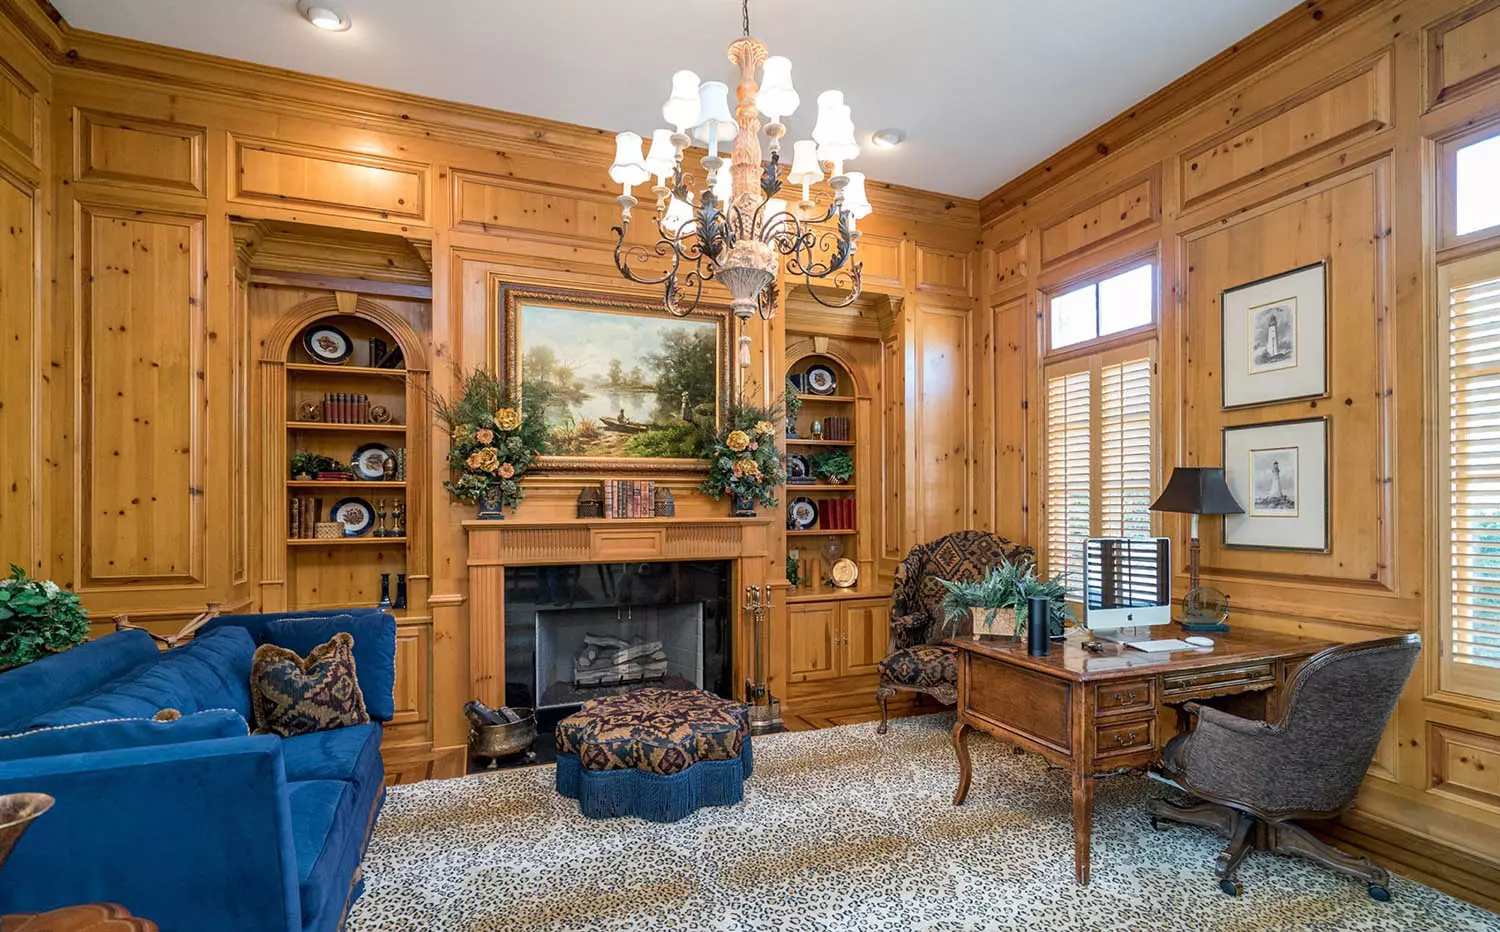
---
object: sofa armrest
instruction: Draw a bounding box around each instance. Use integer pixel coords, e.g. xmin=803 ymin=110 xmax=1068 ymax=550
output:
xmin=0 ymin=736 xmax=302 ymax=932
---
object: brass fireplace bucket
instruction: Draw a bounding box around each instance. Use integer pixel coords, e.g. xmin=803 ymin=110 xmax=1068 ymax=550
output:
xmin=469 ymin=708 xmax=537 ymax=767
xmin=0 ymin=793 xmax=54 ymax=870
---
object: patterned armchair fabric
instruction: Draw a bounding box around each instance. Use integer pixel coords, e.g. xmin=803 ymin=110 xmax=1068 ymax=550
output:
xmin=876 ymin=530 xmax=1034 ymax=733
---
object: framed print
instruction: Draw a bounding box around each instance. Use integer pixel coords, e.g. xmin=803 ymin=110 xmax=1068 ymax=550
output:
xmin=500 ymin=285 xmax=732 ymax=473
xmin=1222 ymin=417 xmax=1329 ymax=552
xmin=1220 ymin=261 xmax=1328 ymax=409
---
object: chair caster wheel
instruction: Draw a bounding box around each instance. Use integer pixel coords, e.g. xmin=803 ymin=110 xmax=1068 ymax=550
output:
xmin=1150 ymin=816 xmax=1168 ymax=832
xmin=1219 ymin=878 xmax=1243 ymax=897
xmin=1368 ymin=883 xmax=1390 ymax=902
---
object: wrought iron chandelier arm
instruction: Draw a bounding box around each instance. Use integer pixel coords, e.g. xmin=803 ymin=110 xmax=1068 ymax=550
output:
xmin=799 ymin=262 xmax=863 ymax=309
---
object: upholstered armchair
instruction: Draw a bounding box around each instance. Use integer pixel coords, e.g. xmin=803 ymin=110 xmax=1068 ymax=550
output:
xmin=875 ymin=530 xmax=1034 ymax=734
xmin=1149 ymin=633 xmax=1421 ymax=900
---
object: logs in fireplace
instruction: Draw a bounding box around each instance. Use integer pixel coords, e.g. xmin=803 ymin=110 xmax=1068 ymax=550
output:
xmin=574 ymin=634 xmax=669 ymax=686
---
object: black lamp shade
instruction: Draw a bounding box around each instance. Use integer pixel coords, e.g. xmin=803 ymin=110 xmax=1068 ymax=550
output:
xmin=1150 ymin=467 xmax=1244 ymax=516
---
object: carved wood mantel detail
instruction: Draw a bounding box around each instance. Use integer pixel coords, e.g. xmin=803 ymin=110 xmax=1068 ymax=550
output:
xmin=463 ymin=517 xmax=773 ymax=708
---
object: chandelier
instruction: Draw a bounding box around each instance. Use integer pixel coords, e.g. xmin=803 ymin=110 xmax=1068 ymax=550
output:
xmin=607 ymin=0 xmax=869 ymax=362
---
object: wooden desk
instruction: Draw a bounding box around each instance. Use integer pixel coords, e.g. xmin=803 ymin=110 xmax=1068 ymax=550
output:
xmin=949 ymin=626 xmax=1332 ymax=884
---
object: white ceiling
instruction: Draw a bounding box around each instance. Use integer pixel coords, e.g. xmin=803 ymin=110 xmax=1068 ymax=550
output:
xmin=50 ymin=0 xmax=1300 ymax=199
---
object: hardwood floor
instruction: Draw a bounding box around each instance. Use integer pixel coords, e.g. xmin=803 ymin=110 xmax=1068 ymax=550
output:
xmin=783 ymin=694 xmax=938 ymax=732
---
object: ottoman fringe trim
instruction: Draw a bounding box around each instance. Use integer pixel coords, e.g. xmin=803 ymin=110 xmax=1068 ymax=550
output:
xmin=555 ymin=738 xmax=753 ymax=823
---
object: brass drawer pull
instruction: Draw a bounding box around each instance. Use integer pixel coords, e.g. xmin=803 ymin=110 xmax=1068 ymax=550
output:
xmin=1113 ymin=730 xmax=1139 ymax=746
xmin=1112 ymin=689 xmax=1137 ymax=704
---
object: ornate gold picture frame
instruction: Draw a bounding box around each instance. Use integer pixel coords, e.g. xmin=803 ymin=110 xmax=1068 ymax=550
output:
xmin=499 ymin=285 xmax=732 ymax=474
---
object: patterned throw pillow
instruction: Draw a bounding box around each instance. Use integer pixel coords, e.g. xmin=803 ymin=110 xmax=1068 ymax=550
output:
xmin=249 ymin=633 xmax=369 ymax=737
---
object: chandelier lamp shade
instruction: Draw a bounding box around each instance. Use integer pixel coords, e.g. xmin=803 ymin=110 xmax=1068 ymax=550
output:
xmin=608 ymin=0 xmax=867 ymax=360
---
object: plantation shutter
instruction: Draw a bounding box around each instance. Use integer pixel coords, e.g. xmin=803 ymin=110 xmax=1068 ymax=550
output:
xmin=1099 ymin=355 xmax=1154 ymax=538
xmin=1045 ymin=368 xmax=1092 ymax=596
xmin=1446 ymin=261 xmax=1500 ymax=699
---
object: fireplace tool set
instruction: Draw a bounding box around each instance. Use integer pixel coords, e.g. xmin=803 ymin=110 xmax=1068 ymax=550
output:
xmin=743 ymin=585 xmax=783 ymax=734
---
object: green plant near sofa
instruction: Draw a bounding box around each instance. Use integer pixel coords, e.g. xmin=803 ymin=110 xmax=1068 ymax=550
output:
xmin=0 ymin=564 xmax=88 ymax=671
xmin=939 ymin=558 xmax=1075 ymax=638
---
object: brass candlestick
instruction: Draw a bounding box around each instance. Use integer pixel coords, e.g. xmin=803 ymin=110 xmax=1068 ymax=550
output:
xmin=743 ymin=585 xmax=783 ymax=735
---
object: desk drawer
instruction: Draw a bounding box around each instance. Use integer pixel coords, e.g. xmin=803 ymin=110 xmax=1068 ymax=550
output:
xmin=1095 ymin=718 xmax=1155 ymax=759
xmin=1161 ymin=662 xmax=1275 ymax=702
xmin=1094 ymin=678 xmax=1154 ymax=718
xmin=966 ymin=655 xmax=1072 ymax=753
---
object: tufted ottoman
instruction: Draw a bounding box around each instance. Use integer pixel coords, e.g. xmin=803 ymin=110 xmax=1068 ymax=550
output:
xmin=554 ymin=687 xmax=753 ymax=822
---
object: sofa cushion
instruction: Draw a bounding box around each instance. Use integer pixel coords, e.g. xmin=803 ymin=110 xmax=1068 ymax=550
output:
xmin=197 ymin=607 xmax=386 ymax=647
xmin=282 ymin=722 xmax=383 ymax=799
xmin=265 ymin=615 xmax=397 ymax=721
xmin=22 ymin=628 xmax=256 ymax=729
xmin=0 ymin=709 xmax=249 ymax=762
xmin=287 ymin=779 xmax=362 ymax=932
xmin=251 ymin=634 xmax=370 ymax=738
xmin=0 ymin=629 xmax=159 ymax=734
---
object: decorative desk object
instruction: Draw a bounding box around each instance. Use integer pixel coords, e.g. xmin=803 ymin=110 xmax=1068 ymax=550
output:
xmin=1027 ymin=596 xmax=1051 ymax=656
xmin=948 ymin=628 xmax=1334 ymax=884
xmin=743 ymin=585 xmax=783 ymax=734
xmin=810 ymin=419 xmax=823 ymax=440
xmin=434 ymin=368 xmax=543 ymax=520
xmin=302 ymin=324 xmax=352 ymax=365
xmin=1149 ymin=466 xmax=1245 ymax=632
xmin=313 ymin=521 xmax=343 ymax=540
xmin=939 ymin=560 xmax=1074 ymax=639
xmin=555 ymin=688 xmax=753 ymax=822
xmin=0 ymin=793 xmax=52 ymax=872
xmin=1221 ymin=261 xmax=1328 ymax=409
xmin=1220 ymin=417 xmax=1329 ymax=552
xmin=605 ymin=0 xmax=872 ymax=384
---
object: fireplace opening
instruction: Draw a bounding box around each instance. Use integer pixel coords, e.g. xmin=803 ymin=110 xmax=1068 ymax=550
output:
xmin=504 ymin=560 xmax=732 ymax=729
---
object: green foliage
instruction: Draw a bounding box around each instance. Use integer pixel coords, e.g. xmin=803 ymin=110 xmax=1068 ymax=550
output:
xmin=625 ymin=420 xmax=711 ymax=458
xmin=288 ymin=451 xmax=345 ymax=478
xmin=699 ymin=398 xmax=788 ymax=508
xmin=785 ymin=378 xmax=802 ymax=426
xmin=643 ymin=327 xmax=717 ymax=422
xmin=811 ymin=449 xmax=855 ymax=483
xmin=939 ymin=558 xmax=1075 ymax=638
xmin=433 ymin=367 xmax=547 ymax=514
xmin=0 ymin=564 xmax=89 ymax=670
xmin=785 ymin=554 xmax=801 ymax=588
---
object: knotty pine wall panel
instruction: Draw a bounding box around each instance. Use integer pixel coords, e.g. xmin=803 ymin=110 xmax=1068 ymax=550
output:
xmin=0 ymin=170 xmax=37 ymax=572
xmin=975 ymin=0 xmax=1500 ymax=891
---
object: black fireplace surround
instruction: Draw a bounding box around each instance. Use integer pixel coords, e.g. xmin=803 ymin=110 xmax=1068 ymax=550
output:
xmin=503 ymin=560 xmax=733 ymax=734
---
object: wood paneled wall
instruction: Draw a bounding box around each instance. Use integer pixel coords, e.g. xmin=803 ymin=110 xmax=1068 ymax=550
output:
xmin=973 ymin=0 xmax=1500 ymax=903
xmin=0 ymin=0 xmax=978 ymax=776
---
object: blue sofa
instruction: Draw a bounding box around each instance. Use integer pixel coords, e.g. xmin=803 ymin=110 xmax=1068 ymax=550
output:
xmin=0 ymin=608 xmax=396 ymax=932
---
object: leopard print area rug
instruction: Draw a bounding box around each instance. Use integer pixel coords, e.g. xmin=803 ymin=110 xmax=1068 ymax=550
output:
xmin=347 ymin=714 xmax=1500 ymax=931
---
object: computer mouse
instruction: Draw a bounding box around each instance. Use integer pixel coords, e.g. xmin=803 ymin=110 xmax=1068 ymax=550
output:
xmin=1184 ymin=636 xmax=1214 ymax=648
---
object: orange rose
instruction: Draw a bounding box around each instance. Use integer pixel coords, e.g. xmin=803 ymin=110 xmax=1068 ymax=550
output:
xmin=475 ymin=428 xmax=495 ymax=444
xmin=499 ymin=462 xmax=516 ymax=479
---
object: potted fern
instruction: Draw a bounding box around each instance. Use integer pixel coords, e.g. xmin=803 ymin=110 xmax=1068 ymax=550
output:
xmin=939 ymin=559 xmax=1075 ymax=638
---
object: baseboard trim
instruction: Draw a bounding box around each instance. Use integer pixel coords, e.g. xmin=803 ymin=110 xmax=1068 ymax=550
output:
xmin=1312 ymin=812 xmax=1500 ymax=913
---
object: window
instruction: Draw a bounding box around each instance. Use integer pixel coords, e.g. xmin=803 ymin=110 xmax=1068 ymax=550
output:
xmin=1443 ymin=253 xmax=1500 ymax=700
xmin=1044 ymin=345 xmax=1155 ymax=597
xmin=1049 ymin=263 xmax=1154 ymax=350
xmin=1457 ymin=134 xmax=1500 ymax=238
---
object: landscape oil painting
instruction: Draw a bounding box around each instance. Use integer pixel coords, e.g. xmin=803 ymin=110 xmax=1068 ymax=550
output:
xmin=503 ymin=290 xmax=729 ymax=467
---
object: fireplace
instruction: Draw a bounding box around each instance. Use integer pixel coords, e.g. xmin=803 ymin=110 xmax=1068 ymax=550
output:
xmin=503 ymin=560 xmax=733 ymax=726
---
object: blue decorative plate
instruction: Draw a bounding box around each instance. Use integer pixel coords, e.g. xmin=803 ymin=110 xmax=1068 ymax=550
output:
xmin=303 ymin=324 xmax=353 ymax=365
xmin=351 ymin=443 xmax=396 ymax=480
xmin=789 ymin=497 xmax=818 ymax=530
xmin=330 ymin=497 xmax=375 ymax=536
xmin=805 ymin=364 xmax=838 ymax=395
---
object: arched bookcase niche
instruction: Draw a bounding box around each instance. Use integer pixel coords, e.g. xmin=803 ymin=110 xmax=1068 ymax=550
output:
xmin=257 ymin=294 xmax=430 ymax=619
xmin=784 ymin=338 xmax=876 ymax=591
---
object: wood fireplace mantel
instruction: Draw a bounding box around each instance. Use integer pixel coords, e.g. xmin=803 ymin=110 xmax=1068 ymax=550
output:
xmin=464 ymin=517 xmax=775 ymax=707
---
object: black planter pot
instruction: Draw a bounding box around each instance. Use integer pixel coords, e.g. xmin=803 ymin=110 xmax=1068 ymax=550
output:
xmin=731 ymin=493 xmax=757 ymax=518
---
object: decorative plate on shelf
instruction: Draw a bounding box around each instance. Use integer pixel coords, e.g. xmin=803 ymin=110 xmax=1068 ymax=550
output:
xmin=367 ymin=403 xmax=393 ymax=425
xmin=829 ymin=558 xmax=859 ymax=588
xmin=788 ymin=496 xmax=819 ymax=530
xmin=351 ymin=443 xmax=397 ymax=480
xmin=330 ymin=497 xmax=375 ymax=536
xmin=805 ymin=364 xmax=838 ymax=395
xmin=786 ymin=453 xmax=812 ymax=483
xmin=297 ymin=401 xmax=322 ymax=422
xmin=302 ymin=325 xmax=353 ymax=365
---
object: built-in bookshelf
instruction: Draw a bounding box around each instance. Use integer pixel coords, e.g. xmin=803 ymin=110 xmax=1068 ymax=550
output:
xmin=785 ymin=352 xmax=863 ymax=595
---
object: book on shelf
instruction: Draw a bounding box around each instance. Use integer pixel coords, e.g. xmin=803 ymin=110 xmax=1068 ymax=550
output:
xmin=602 ymin=479 xmax=657 ymax=518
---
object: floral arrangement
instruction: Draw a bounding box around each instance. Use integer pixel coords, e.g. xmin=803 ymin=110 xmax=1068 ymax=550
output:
xmin=939 ymin=558 xmax=1075 ymax=638
xmin=434 ymin=367 xmax=546 ymax=515
xmin=0 ymin=565 xmax=89 ymax=670
xmin=699 ymin=400 xmax=787 ymax=508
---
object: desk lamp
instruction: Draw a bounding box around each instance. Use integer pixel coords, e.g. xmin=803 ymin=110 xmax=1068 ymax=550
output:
xmin=1150 ymin=467 xmax=1243 ymax=632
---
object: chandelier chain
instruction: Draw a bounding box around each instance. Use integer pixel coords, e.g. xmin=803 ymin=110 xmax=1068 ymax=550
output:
xmin=741 ymin=0 xmax=751 ymax=38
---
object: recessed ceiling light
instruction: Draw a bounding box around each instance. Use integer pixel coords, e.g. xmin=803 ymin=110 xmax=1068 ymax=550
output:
xmin=298 ymin=2 xmax=351 ymax=31
xmin=870 ymin=128 xmax=907 ymax=150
